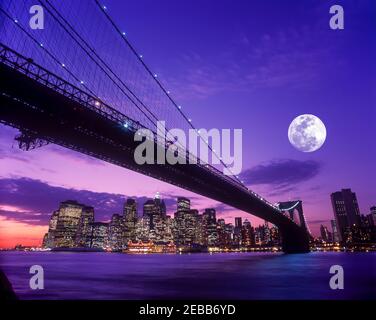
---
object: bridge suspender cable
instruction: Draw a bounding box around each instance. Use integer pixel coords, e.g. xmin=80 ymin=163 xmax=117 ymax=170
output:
xmin=38 ymin=0 xmax=159 ymax=131
xmin=93 ymin=0 xmax=246 ymax=187
xmin=0 ymin=7 xmax=98 ymax=99
xmin=40 ymin=0 xmax=197 ymax=155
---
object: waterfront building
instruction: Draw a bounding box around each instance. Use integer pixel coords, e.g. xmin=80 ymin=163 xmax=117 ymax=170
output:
xmin=320 ymin=224 xmax=330 ymax=242
xmin=367 ymin=206 xmax=376 ymax=226
xmin=177 ymin=197 xmax=190 ymax=212
xmin=123 ymin=198 xmax=138 ymax=243
xmin=154 ymin=192 xmax=167 ymax=217
xmin=89 ymin=222 xmax=109 ymax=249
xmin=174 ymin=209 xmax=199 ymax=246
xmin=108 ymin=214 xmax=124 ymax=251
xmin=202 ymin=208 xmax=217 ymax=247
xmin=331 ymin=219 xmax=340 ymax=243
xmin=233 ymin=217 xmax=242 ymax=246
xmin=241 ymin=219 xmax=254 ymax=246
xmin=75 ymin=206 xmax=94 ymax=247
xmin=269 ymin=226 xmax=281 ymax=245
xmin=53 ymin=200 xmax=85 ymax=248
xmin=143 ymin=194 xmax=166 ymax=230
xmin=42 ymin=210 xmax=59 ymax=248
xmin=135 ymin=215 xmax=151 ymax=242
xmin=331 ymin=189 xmax=361 ymax=242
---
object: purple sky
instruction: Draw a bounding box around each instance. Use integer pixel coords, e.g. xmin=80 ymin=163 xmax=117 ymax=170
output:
xmin=0 ymin=0 xmax=375 ymax=247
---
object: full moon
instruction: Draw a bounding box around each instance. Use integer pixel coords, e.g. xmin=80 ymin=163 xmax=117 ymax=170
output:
xmin=288 ymin=114 xmax=326 ymax=152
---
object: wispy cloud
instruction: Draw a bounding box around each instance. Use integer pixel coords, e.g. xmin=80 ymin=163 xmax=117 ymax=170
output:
xmin=0 ymin=177 xmax=180 ymax=226
xmin=166 ymin=25 xmax=337 ymax=100
xmin=241 ymin=159 xmax=321 ymax=194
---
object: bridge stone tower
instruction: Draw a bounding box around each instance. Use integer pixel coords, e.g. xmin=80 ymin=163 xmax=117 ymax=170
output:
xmin=278 ymin=200 xmax=310 ymax=234
xmin=276 ymin=200 xmax=311 ymax=252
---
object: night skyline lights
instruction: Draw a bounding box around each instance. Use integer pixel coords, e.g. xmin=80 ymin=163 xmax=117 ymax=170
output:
xmin=35 ymin=188 xmax=376 ymax=254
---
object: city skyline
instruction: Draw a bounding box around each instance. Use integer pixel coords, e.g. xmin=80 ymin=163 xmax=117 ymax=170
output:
xmin=2 ymin=185 xmax=375 ymax=249
xmin=40 ymin=196 xmax=283 ymax=252
xmin=6 ymin=188 xmax=374 ymax=251
xmin=0 ymin=0 xmax=375 ymax=248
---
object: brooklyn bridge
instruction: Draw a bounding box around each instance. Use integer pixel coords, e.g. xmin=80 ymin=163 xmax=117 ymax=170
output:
xmin=0 ymin=0 xmax=310 ymax=252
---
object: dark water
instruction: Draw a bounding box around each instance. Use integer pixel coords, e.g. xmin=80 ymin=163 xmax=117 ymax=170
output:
xmin=0 ymin=251 xmax=375 ymax=300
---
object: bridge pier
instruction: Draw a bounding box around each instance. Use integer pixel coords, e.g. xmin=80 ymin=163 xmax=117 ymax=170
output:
xmin=280 ymin=227 xmax=310 ymax=253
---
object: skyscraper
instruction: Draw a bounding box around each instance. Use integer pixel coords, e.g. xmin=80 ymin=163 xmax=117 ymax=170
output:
xmin=89 ymin=222 xmax=109 ymax=249
xmin=143 ymin=199 xmax=157 ymax=230
xmin=43 ymin=201 xmax=95 ymax=249
xmin=42 ymin=210 xmax=59 ymax=248
xmin=108 ymin=214 xmax=124 ymax=251
xmin=177 ymin=197 xmax=190 ymax=212
xmin=202 ymin=208 xmax=217 ymax=247
xmin=154 ymin=192 xmax=166 ymax=217
xmin=367 ymin=206 xmax=376 ymax=227
xmin=174 ymin=209 xmax=199 ymax=246
xmin=135 ymin=216 xmax=150 ymax=241
xmin=53 ymin=200 xmax=85 ymax=248
xmin=235 ymin=217 xmax=242 ymax=229
xmin=233 ymin=217 xmax=242 ymax=247
xmin=123 ymin=198 xmax=137 ymax=242
xmin=320 ymin=224 xmax=330 ymax=242
xmin=331 ymin=189 xmax=361 ymax=242
xmin=76 ymin=206 xmax=94 ymax=247
xmin=143 ymin=195 xmax=166 ymax=230
xmin=331 ymin=219 xmax=340 ymax=243
xmin=242 ymin=219 xmax=254 ymax=246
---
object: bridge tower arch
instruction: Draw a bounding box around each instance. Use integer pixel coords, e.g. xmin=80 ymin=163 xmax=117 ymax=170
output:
xmin=277 ymin=200 xmax=310 ymax=234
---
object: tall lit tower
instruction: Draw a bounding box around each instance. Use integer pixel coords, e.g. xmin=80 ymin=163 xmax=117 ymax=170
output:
xmin=331 ymin=188 xmax=361 ymax=242
xmin=123 ymin=198 xmax=137 ymax=242
xmin=177 ymin=197 xmax=190 ymax=212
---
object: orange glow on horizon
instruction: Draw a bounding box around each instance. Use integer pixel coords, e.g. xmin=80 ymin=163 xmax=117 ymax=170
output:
xmin=0 ymin=216 xmax=47 ymax=248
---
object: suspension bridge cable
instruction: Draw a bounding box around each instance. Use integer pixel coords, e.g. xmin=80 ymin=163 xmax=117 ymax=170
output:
xmin=0 ymin=7 xmax=99 ymax=98
xmin=93 ymin=0 xmax=246 ymax=186
xmin=42 ymin=0 xmax=188 ymax=149
xmin=38 ymin=0 xmax=159 ymax=130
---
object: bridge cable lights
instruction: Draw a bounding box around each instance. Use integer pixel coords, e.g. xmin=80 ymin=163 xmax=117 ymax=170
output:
xmin=1 ymin=6 xmax=100 ymax=101
xmin=94 ymin=0 xmax=247 ymax=188
xmin=44 ymin=0 xmax=160 ymax=137
xmin=93 ymin=0 xmax=204 ymax=165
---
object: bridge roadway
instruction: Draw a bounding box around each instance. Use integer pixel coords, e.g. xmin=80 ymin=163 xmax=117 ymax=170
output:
xmin=0 ymin=47 xmax=310 ymax=253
